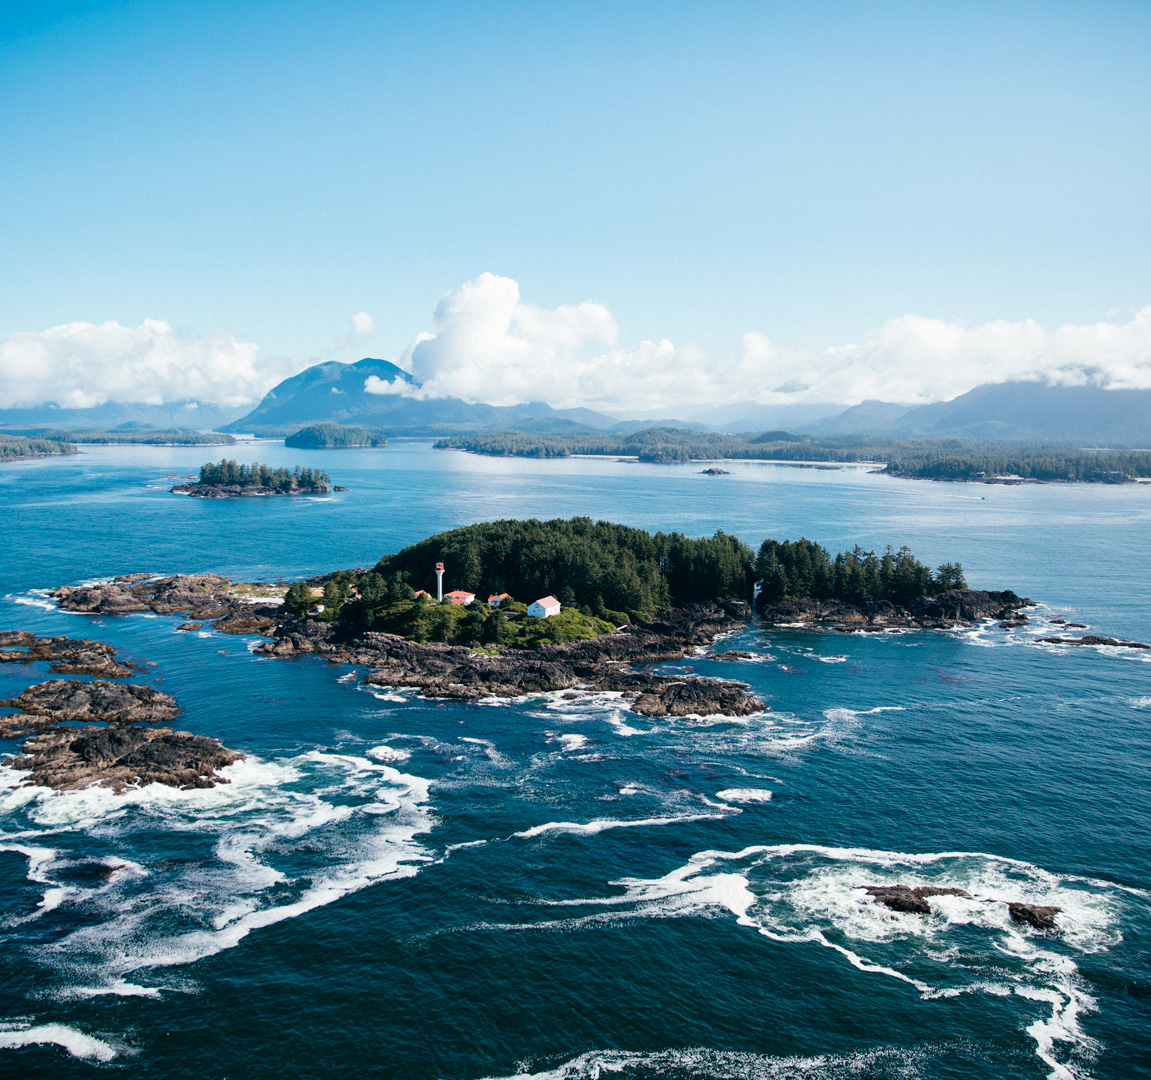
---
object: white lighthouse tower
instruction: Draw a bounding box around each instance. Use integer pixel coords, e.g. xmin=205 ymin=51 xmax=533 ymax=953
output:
xmin=435 ymin=561 xmax=444 ymax=603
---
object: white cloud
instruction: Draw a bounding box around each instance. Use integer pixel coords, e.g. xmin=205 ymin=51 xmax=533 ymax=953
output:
xmin=351 ymin=311 xmax=376 ymax=336
xmin=0 ymin=319 xmax=293 ymax=409
xmin=395 ymin=275 xmax=1151 ymax=411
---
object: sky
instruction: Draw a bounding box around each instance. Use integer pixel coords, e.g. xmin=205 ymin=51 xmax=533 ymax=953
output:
xmin=2 ymin=0 xmax=1150 ymax=413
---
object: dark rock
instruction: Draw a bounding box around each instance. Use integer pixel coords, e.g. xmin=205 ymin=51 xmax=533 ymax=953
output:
xmin=712 ymin=650 xmax=755 ymax=661
xmin=260 ymin=603 xmax=763 ymax=718
xmin=0 ymin=632 xmax=141 ymax=678
xmin=862 ymin=884 xmax=974 ymax=914
xmin=176 ymin=623 xmax=202 ymax=632
xmin=1008 ymin=902 xmax=1061 ymax=930
xmin=1065 ymin=622 xmax=1087 ymax=629
xmin=1037 ymin=635 xmax=1149 ymax=649
xmin=12 ymin=725 xmax=241 ymax=792
xmin=333 ymin=485 xmax=349 ymax=491
xmin=50 ymin=583 xmax=150 ymax=614
xmin=0 ymin=679 xmax=179 ymax=735
xmin=171 ymin=482 xmax=330 ymax=497
xmin=700 ymin=468 xmax=730 ymax=475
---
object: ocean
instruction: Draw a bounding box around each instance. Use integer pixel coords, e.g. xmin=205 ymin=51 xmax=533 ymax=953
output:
xmin=0 ymin=441 xmax=1148 ymax=1080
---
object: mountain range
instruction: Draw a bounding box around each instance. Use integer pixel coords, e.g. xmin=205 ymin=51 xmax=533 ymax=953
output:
xmin=4 ymin=355 xmax=1150 ymax=446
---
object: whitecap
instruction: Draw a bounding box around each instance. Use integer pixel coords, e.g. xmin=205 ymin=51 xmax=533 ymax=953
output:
xmin=0 ymin=1021 xmax=118 ymax=1062
xmin=716 ymin=789 xmax=773 ymax=804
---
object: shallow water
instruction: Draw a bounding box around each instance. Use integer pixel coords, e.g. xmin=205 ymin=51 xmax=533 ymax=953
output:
xmin=0 ymin=442 xmax=1148 ymax=1079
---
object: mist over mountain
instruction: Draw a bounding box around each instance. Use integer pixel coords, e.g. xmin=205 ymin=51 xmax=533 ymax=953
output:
xmin=0 ymin=398 xmax=248 ymax=432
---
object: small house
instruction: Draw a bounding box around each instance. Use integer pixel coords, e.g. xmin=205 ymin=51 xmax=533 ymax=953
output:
xmin=443 ymin=590 xmax=475 ymax=606
xmin=488 ymin=593 xmax=512 ymax=609
xmin=414 ymin=589 xmax=432 ymax=600
xmin=528 ymin=596 xmax=561 ymax=618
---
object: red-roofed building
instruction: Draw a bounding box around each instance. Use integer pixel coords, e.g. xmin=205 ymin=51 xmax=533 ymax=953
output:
xmin=487 ymin=593 xmax=512 ymax=609
xmin=443 ymin=590 xmax=475 ymax=606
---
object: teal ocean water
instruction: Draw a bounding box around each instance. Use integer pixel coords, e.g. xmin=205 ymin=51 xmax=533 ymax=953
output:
xmin=0 ymin=442 xmax=1149 ymax=1079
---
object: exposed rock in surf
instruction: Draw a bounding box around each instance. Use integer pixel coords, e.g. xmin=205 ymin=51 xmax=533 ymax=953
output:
xmin=712 ymin=650 xmax=755 ymax=661
xmin=861 ymin=884 xmax=974 ymax=914
xmin=176 ymin=622 xmax=202 ymax=632
xmin=1 ymin=679 xmax=179 ymax=734
xmin=700 ymin=467 xmax=730 ymax=475
xmin=1037 ymin=635 xmax=1149 ymax=650
xmin=0 ymin=631 xmax=141 ymax=678
xmin=630 ymin=677 xmax=761 ymax=718
xmin=1008 ymin=902 xmax=1061 ymax=931
xmin=759 ymin=589 xmax=1032 ymax=631
xmin=11 ymin=725 xmax=241 ymax=792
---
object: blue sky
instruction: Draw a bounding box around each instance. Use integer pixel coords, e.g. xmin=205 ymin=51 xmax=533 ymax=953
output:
xmin=2 ymin=0 xmax=1150 ymax=410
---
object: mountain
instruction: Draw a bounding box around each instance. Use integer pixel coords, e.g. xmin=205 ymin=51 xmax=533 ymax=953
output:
xmin=221 ymin=357 xmax=621 ymax=436
xmin=889 ymin=382 xmax=1151 ymax=445
xmin=800 ymin=400 xmax=915 ymax=436
xmin=0 ymin=399 xmax=248 ymax=432
xmin=793 ymin=383 xmax=1151 ymax=445
xmin=678 ymin=401 xmax=845 ymax=433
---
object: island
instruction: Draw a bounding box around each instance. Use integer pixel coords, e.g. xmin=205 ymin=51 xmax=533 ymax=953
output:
xmin=0 ymin=434 xmax=77 ymax=461
xmin=0 ymin=631 xmax=242 ymax=791
xmin=284 ymin=422 xmax=387 ymax=448
xmin=46 ymin=518 xmax=1043 ymax=724
xmin=434 ymin=428 xmax=1151 ymax=483
xmin=172 ymin=459 xmax=332 ymax=497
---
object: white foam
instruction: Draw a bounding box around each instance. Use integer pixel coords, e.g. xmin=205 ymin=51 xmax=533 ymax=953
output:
xmin=367 ymin=745 xmax=411 ymax=763
xmin=555 ymin=734 xmax=588 ymax=752
xmin=513 ymin=812 xmax=726 ymax=840
xmin=0 ymin=1021 xmax=118 ymax=1061
xmin=476 ymin=1044 xmax=927 ymax=1079
xmin=716 ymin=789 xmax=773 ymax=803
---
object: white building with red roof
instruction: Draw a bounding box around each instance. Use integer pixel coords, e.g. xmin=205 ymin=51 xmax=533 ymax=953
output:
xmin=443 ymin=590 xmax=475 ymax=606
xmin=487 ymin=593 xmax=512 ymax=609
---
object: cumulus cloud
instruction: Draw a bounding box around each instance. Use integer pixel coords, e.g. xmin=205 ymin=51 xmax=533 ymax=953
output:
xmin=0 ymin=319 xmax=294 ymax=409
xmin=394 ymin=275 xmax=1151 ymax=411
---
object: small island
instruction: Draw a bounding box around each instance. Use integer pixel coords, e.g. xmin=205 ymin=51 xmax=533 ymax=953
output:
xmin=172 ymin=459 xmax=333 ymax=497
xmin=48 ymin=518 xmax=1039 ymax=723
xmin=284 ymin=422 xmax=387 ymax=449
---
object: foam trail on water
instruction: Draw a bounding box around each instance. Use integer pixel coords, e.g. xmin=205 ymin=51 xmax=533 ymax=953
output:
xmin=0 ymin=1022 xmax=118 ymax=1061
xmin=513 ymin=812 xmax=728 ymax=840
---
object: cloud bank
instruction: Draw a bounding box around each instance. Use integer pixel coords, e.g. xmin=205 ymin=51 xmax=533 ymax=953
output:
xmin=0 ymin=319 xmax=281 ymax=409
xmin=4 ymin=280 xmax=1150 ymax=413
xmin=396 ymin=274 xmax=1151 ymax=412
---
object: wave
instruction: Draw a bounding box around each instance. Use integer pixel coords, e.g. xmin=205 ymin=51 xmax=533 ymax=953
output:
xmin=475 ymin=1044 xmax=930 ymax=1079
xmin=0 ymin=1021 xmax=119 ymax=1062
xmin=498 ymin=843 xmax=1140 ymax=1080
xmin=0 ymin=749 xmax=435 ymax=1001
xmin=716 ymin=789 xmax=773 ymax=804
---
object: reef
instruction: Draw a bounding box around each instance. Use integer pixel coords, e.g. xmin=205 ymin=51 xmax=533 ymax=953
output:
xmin=861 ymin=884 xmax=1062 ymax=931
xmin=1037 ymin=634 xmax=1149 ymax=650
xmin=0 ymin=648 xmax=243 ymax=792
xmin=0 ymin=630 xmax=142 ymax=678
xmin=758 ymin=589 xmax=1033 ymax=631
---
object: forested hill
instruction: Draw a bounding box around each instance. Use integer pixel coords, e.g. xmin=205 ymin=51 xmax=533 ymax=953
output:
xmin=284 ymin=422 xmax=386 ymax=449
xmin=371 ymin=518 xmax=755 ymax=619
xmin=0 ymin=434 xmax=77 ymax=460
xmin=436 ymin=428 xmax=1151 ymax=481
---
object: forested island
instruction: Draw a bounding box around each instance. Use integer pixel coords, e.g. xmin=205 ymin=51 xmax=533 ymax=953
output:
xmin=171 ymin=459 xmax=332 ymax=497
xmin=48 ymin=519 xmax=1033 ymax=723
xmin=435 ymin=428 xmax=1151 ymax=482
xmin=284 ymin=422 xmax=387 ymax=449
xmin=0 ymin=434 xmax=77 ymax=461
xmin=42 ymin=429 xmax=236 ymax=446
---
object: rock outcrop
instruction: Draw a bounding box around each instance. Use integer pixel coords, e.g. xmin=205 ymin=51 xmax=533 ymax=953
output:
xmin=171 ymin=481 xmax=329 ymax=497
xmin=52 ymin=575 xmax=282 ymax=635
xmin=0 ymin=631 xmax=142 ymax=678
xmin=0 ymin=679 xmax=179 ymax=735
xmin=11 ymin=725 xmax=241 ymax=792
xmin=258 ymin=602 xmax=766 ymax=718
xmin=1037 ymin=634 xmax=1149 ymax=650
xmin=759 ymin=589 xmax=1032 ymax=631
xmin=861 ymin=884 xmax=1061 ymax=931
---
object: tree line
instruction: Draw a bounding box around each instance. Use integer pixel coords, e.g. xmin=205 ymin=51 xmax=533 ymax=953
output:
xmin=755 ymin=538 xmax=966 ymax=605
xmin=198 ymin=459 xmax=330 ymax=491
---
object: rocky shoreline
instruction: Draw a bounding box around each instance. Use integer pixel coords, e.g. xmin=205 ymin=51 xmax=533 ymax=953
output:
xmin=757 ymin=589 xmax=1033 ymax=631
xmin=171 ymin=481 xmax=331 ymax=497
xmin=0 ymin=637 xmax=243 ymax=792
xmin=259 ymin=603 xmax=765 ymax=718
